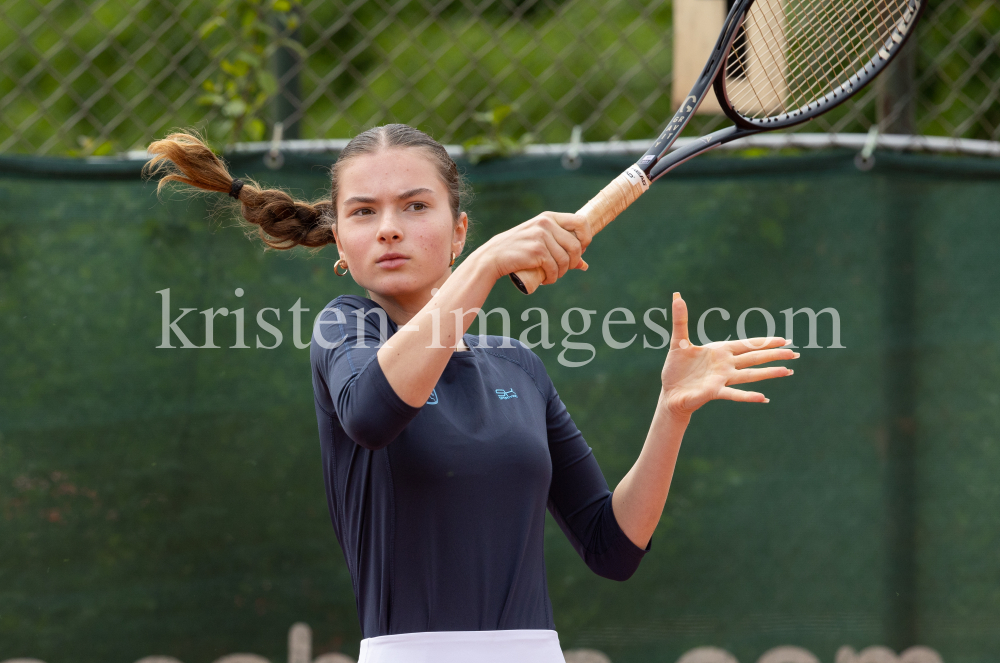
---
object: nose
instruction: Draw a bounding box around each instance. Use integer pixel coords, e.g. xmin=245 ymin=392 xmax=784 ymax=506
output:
xmin=376 ymin=209 xmax=403 ymax=243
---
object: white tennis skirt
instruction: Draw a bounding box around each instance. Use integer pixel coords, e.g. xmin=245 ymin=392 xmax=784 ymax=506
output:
xmin=357 ymin=629 xmax=564 ymax=663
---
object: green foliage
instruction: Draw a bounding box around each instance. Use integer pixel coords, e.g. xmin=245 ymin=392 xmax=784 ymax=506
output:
xmin=297 ymin=0 xmax=675 ymax=144
xmin=0 ymin=1 xmax=996 ymax=152
xmin=917 ymin=0 xmax=1000 ymax=138
xmin=196 ymin=0 xmax=305 ymax=145
xmin=65 ymin=136 xmax=118 ymax=158
xmin=462 ymin=103 xmax=534 ymax=163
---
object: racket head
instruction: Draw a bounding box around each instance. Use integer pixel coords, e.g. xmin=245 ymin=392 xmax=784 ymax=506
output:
xmin=714 ymin=0 xmax=925 ymax=130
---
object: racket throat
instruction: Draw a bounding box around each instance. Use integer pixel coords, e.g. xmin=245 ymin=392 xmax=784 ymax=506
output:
xmin=640 ymin=0 xmax=752 ymax=174
xmin=648 ymin=125 xmax=754 ymax=181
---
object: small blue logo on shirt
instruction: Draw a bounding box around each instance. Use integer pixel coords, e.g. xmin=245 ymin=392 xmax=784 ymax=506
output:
xmin=426 ymin=388 xmax=439 ymax=405
xmin=495 ymin=388 xmax=517 ymax=400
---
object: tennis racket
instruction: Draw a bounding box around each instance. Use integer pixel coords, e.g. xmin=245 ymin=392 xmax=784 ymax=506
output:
xmin=510 ymin=0 xmax=925 ymax=294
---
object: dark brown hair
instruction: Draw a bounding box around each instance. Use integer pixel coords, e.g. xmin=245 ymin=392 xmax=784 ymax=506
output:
xmin=143 ymin=124 xmax=469 ymax=251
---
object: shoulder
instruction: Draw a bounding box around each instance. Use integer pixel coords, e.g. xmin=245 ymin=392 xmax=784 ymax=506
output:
xmin=319 ymin=294 xmax=379 ymax=318
xmin=311 ymin=295 xmax=392 ymax=359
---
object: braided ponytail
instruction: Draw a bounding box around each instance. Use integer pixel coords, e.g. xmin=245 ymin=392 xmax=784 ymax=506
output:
xmin=143 ymin=131 xmax=335 ymax=250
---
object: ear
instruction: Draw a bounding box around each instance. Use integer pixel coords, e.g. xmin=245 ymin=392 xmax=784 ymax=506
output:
xmin=452 ymin=211 xmax=469 ymax=255
xmin=331 ymin=223 xmax=346 ymax=259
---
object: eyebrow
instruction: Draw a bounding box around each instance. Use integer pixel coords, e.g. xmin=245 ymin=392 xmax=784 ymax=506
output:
xmin=342 ymin=188 xmax=434 ymax=207
xmin=398 ymin=187 xmax=434 ymax=200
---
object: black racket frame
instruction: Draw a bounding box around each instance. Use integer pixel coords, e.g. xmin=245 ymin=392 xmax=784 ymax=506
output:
xmin=637 ymin=0 xmax=925 ymax=182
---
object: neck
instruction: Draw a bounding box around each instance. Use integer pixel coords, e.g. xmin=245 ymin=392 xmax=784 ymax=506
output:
xmin=366 ymin=270 xmax=452 ymax=326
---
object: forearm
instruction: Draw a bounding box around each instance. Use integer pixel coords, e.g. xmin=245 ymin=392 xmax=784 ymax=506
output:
xmin=377 ymin=251 xmax=498 ymax=407
xmin=611 ymin=390 xmax=691 ymax=548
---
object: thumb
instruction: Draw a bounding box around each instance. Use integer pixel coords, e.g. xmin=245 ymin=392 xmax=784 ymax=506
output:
xmin=670 ymin=292 xmax=691 ymax=350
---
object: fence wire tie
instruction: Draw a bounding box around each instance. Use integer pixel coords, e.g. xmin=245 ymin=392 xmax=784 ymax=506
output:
xmin=561 ymin=125 xmax=583 ymax=170
xmin=855 ymin=125 xmax=880 ymax=171
xmin=264 ymin=122 xmax=285 ymax=170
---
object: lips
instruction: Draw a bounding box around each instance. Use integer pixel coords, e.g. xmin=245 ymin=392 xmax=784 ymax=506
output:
xmin=376 ymin=252 xmax=408 ymax=268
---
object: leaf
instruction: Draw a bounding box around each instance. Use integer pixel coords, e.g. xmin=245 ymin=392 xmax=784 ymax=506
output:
xmin=223 ymin=99 xmax=248 ymax=117
xmin=247 ymin=118 xmax=266 ymax=142
xmin=197 ymin=93 xmax=225 ymax=107
xmin=197 ymin=16 xmax=226 ymax=39
xmin=92 ymin=140 xmax=115 ymax=157
xmin=257 ymin=71 xmax=277 ymax=96
xmin=221 ymin=58 xmax=250 ymax=77
xmin=235 ymin=50 xmax=261 ymax=68
xmin=252 ymin=90 xmax=269 ymax=108
xmin=215 ymin=119 xmax=235 ymax=144
xmin=490 ymin=104 xmax=513 ymax=126
xmin=272 ymin=0 xmax=292 ymax=11
xmin=278 ymin=38 xmax=307 ymax=58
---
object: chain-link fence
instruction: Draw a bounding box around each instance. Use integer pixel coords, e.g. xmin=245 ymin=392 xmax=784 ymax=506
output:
xmin=1 ymin=0 xmax=998 ymax=156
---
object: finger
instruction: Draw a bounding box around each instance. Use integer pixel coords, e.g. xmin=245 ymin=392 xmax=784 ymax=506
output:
xmin=727 ymin=366 xmax=793 ymax=386
xmin=545 ymin=219 xmax=585 ymax=271
xmin=539 ymin=228 xmax=572 ymax=279
xmin=547 ymin=211 xmax=593 ymax=248
xmin=525 ymin=230 xmax=561 ymax=285
xmin=669 ymin=292 xmax=690 ymax=350
xmin=537 ymin=251 xmax=559 ymax=285
xmin=718 ymin=386 xmax=768 ymax=403
xmin=723 ymin=336 xmax=788 ymax=355
xmin=574 ymin=257 xmax=589 ymax=272
xmin=734 ymin=347 xmax=800 ymax=369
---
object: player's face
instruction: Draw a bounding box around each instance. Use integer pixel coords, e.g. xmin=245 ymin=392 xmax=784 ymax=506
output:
xmin=334 ymin=147 xmax=467 ymax=304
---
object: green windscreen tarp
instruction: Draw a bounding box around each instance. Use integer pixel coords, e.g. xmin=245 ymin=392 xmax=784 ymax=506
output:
xmin=2 ymin=149 xmax=999 ymax=663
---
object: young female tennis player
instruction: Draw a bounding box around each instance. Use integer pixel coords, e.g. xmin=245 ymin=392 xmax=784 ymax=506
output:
xmin=145 ymin=124 xmax=797 ymax=663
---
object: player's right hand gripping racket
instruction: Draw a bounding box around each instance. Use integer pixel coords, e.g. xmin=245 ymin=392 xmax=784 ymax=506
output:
xmin=510 ymin=0 xmax=925 ymax=294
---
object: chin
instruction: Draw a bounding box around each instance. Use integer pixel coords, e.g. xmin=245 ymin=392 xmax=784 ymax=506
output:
xmin=363 ymin=272 xmax=433 ymax=298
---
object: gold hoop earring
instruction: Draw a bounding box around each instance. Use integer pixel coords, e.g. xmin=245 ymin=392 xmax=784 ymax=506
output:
xmin=449 ymin=252 xmax=456 ymax=267
xmin=334 ymin=258 xmax=349 ymax=276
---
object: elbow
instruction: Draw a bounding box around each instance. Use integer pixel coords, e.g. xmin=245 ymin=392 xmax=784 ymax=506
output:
xmin=341 ymin=416 xmax=398 ymax=450
xmin=581 ymin=517 xmax=649 ymax=581
xmin=334 ymin=367 xmax=419 ymax=451
xmin=336 ymin=388 xmax=408 ymax=451
xmin=587 ymin=559 xmax=642 ymax=582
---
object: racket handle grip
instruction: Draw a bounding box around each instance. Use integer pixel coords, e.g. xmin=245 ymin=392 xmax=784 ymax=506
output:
xmin=509 ymin=165 xmax=649 ymax=294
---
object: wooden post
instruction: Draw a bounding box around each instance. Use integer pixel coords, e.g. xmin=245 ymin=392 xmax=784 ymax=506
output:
xmin=672 ymin=0 xmax=726 ymax=113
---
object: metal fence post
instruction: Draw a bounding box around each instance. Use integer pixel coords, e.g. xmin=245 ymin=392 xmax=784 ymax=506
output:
xmin=880 ymin=170 xmax=919 ymax=651
xmin=272 ymin=9 xmax=302 ymax=141
xmin=878 ymin=38 xmax=918 ymax=135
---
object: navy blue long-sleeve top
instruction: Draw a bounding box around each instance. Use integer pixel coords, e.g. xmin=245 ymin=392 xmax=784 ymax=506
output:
xmin=310 ymin=295 xmax=650 ymax=638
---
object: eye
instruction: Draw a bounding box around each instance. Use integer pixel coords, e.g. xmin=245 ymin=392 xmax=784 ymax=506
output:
xmin=406 ymin=201 xmax=428 ymax=212
xmin=350 ymin=207 xmax=375 ymax=217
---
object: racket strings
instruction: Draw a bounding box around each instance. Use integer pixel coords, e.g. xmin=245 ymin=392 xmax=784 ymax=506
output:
xmin=729 ymin=0 xmax=904 ymax=116
xmin=723 ymin=0 xmax=919 ymax=120
xmin=731 ymin=0 xmax=878 ymax=109
xmin=729 ymin=0 xmax=881 ymax=113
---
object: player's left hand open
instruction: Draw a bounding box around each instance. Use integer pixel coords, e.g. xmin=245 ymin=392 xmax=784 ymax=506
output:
xmin=659 ymin=292 xmax=799 ymax=417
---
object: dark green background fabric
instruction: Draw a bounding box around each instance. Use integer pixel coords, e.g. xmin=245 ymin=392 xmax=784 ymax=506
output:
xmin=1 ymin=150 xmax=998 ymax=663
